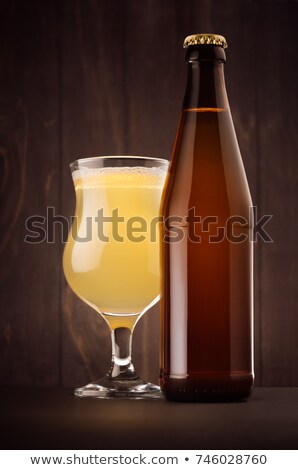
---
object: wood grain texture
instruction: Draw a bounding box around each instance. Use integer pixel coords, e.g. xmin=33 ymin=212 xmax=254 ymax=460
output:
xmin=0 ymin=0 xmax=60 ymax=385
xmin=60 ymin=0 xmax=128 ymax=386
xmin=0 ymin=0 xmax=297 ymax=387
xmin=257 ymin=1 xmax=298 ymax=385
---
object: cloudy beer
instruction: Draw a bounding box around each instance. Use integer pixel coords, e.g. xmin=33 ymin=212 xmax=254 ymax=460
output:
xmin=63 ymin=165 xmax=166 ymax=329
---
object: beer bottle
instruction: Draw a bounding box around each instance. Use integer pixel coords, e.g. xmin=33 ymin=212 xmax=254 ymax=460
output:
xmin=160 ymin=34 xmax=254 ymax=402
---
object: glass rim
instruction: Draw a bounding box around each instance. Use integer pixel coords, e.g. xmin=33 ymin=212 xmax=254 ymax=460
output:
xmin=69 ymin=155 xmax=169 ymax=170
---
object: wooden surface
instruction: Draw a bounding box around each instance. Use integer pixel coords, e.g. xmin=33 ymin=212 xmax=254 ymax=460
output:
xmin=0 ymin=0 xmax=298 ymax=388
xmin=0 ymin=1 xmax=60 ymax=386
xmin=1 ymin=387 xmax=298 ymax=449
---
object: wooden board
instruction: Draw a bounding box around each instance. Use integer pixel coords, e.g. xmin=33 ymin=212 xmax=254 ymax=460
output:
xmin=60 ymin=0 xmax=128 ymax=386
xmin=0 ymin=0 xmax=60 ymax=385
xmin=0 ymin=0 xmax=297 ymax=387
xmin=257 ymin=1 xmax=298 ymax=385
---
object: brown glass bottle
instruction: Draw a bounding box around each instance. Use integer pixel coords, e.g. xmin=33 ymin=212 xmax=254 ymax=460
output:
xmin=160 ymin=34 xmax=254 ymax=402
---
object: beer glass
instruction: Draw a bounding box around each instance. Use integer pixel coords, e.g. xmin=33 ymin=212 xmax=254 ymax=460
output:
xmin=63 ymin=156 xmax=168 ymax=398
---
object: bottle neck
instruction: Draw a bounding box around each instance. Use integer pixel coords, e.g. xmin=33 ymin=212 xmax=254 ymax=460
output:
xmin=183 ymin=49 xmax=229 ymax=111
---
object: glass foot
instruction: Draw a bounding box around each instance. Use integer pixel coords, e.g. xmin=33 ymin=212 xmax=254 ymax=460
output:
xmin=74 ymin=375 xmax=163 ymax=399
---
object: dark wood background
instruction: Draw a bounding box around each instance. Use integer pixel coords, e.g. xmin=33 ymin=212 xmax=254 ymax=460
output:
xmin=0 ymin=0 xmax=297 ymax=388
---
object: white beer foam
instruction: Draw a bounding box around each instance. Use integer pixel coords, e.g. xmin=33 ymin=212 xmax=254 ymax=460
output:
xmin=72 ymin=166 xmax=167 ymax=182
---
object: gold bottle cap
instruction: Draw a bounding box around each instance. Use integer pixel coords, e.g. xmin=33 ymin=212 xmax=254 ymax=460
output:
xmin=183 ymin=33 xmax=228 ymax=49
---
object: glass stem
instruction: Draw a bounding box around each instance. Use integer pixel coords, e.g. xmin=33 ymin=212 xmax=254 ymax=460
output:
xmin=108 ymin=327 xmax=138 ymax=380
